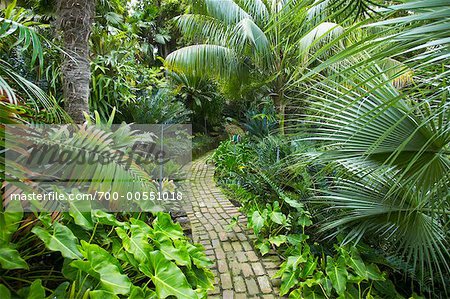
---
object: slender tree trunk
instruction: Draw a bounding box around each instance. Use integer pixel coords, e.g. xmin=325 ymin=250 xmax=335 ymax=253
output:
xmin=56 ymin=0 xmax=95 ymax=123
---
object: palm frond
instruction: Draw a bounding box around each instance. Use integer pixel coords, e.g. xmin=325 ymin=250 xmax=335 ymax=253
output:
xmin=297 ymin=21 xmax=344 ymax=56
xmin=175 ymin=14 xmax=231 ymax=46
xmin=312 ymin=173 xmax=449 ymax=288
xmin=231 ymin=18 xmax=272 ymax=68
xmin=204 ymin=0 xmax=250 ymax=25
xmin=165 ymin=45 xmax=240 ymax=79
xmin=235 ymin=0 xmax=270 ymax=26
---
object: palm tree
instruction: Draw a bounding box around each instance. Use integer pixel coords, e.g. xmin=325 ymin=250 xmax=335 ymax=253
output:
xmin=56 ymin=0 xmax=95 ymax=123
xmin=0 ymin=1 xmax=67 ymax=123
xmin=294 ymin=0 xmax=450 ymax=292
xmin=165 ymin=0 xmax=352 ymax=134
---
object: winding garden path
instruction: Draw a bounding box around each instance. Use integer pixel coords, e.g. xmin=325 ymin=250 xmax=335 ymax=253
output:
xmin=186 ymin=154 xmax=282 ymax=299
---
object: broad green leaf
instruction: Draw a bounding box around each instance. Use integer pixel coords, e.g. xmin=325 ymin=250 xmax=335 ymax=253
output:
xmin=287 ymin=234 xmax=309 ymax=245
xmin=279 ymin=269 xmax=299 ymax=296
xmin=270 ymin=211 xmax=286 ymax=225
xmin=0 ymin=200 xmax=23 ymax=243
xmin=298 ymin=214 xmax=313 ymax=227
xmin=366 ymin=264 xmax=384 ymax=281
xmin=88 ymin=290 xmax=119 ymax=299
xmin=152 ymin=212 xmax=184 ymax=242
xmin=0 ymin=284 xmax=11 ymax=299
xmin=185 ymin=266 xmax=214 ymax=291
xmin=27 ymin=280 xmax=45 ymax=299
xmin=32 ymin=222 xmax=82 ymax=259
xmin=325 ymin=256 xmax=348 ymax=296
xmin=69 ymin=200 xmax=94 ymax=230
xmin=159 ymin=244 xmax=190 ymax=266
xmin=0 ymin=246 xmax=28 ymax=270
xmin=185 ymin=242 xmax=212 ymax=269
xmin=346 ymin=249 xmax=368 ymax=279
xmin=287 ymin=255 xmax=307 ymax=269
xmin=92 ymin=210 xmax=126 ymax=227
xmin=250 ymin=210 xmax=265 ymax=235
xmin=71 ymin=241 xmax=131 ymax=295
xmin=301 ymin=257 xmax=318 ymax=278
xmin=140 ymin=250 xmax=197 ymax=299
xmin=256 ymin=240 xmax=270 ymax=256
xmin=116 ymin=226 xmax=152 ymax=263
xmin=50 ymin=282 xmax=70 ymax=299
xmin=301 ymin=285 xmax=326 ymax=299
xmin=269 ymin=235 xmax=287 ymax=247
xmin=129 ymin=286 xmax=157 ymax=299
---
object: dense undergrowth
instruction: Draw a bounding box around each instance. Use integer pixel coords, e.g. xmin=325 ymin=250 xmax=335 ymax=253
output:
xmin=0 ymin=209 xmax=213 ymax=298
xmin=212 ymin=136 xmax=442 ymax=298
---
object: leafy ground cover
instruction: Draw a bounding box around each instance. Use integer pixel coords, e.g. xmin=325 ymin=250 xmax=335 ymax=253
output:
xmin=212 ymin=135 xmax=444 ymax=298
xmin=0 ymin=209 xmax=214 ymax=298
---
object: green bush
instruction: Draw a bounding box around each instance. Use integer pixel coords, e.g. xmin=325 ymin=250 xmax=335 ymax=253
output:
xmin=0 ymin=210 xmax=214 ymax=298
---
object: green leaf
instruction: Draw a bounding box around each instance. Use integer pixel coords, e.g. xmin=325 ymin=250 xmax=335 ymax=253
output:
xmin=92 ymin=210 xmax=126 ymax=227
xmin=185 ymin=266 xmax=214 ymax=291
xmin=299 ymin=285 xmax=326 ymax=299
xmin=152 ymin=212 xmax=184 ymax=242
xmin=32 ymin=223 xmax=82 ymax=259
xmin=346 ymin=249 xmax=368 ymax=279
xmin=140 ymin=250 xmax=198 ymax=299
xmin=71 ymin=241 xmax=131 ymax=295
xmin=287 ymin=234 xmax=309 ymax=246
xmin=27 ymin=280 xmax=45 ymax=299
xmin=298 ymin=214 xmax=313 ymax=228
xmin=287 ymin=255 xmax=307 ymax=269
xmin=129 ymin=286 xmax=157 ymax=299
xmin=256 ymin=240 xmax=270 ymax=256
xmin=269 ymin=235 xmax=287 ymax=247
xmin=0 ymin=246 xmax=28 ymax=270
xmin=88 ymin=290 xmax=119 ymax=299
xmin=0 ymin=284 xmax=11 ymax=299
xmin=0 ymin=200 xmax=23 ymax=243
xmin=301 ymin=257 xmax=318 ymax=278
xmin=279 ymin=269 xmax=299 ymax=296
xmin=250 ymin=210 xmax=265 ymax=235
xmin=159 ymin=244 xmax=190 ymax=266
xmin=116 ymin=224 xmax=152 ymax=264
xmin=366 ymin=264 xmax=384 ymax=281
xmin=325 ymin=256 xmax=348 ymax=296
xmin=270 ymin=211 xmax=287 ymax=225
xmin=185 ymin=242 xmax=213 ymax=269
xmin=49 ymin=282 xmax=70 ymax=299
xmin=69 ymin=200 xmax=94 ymax=230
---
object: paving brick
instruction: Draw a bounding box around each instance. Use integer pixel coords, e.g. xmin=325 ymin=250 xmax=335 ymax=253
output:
xmin=245 ymin=278 xmax=260 ymax=295
xmin=241 ymin=263 xmax=254 ymax=278
xmin=231 ymin=241 xmax=243 ymax=251
xmin=217 ymin=259 xmax=228 ymax=273
xmin=221 ymin=273 xmax=233 ymax=290
xmin=236 ymin=251 xmax=248 ymax=263
xmin=241 ymin=241 xmax=252 ymax=251
xmin=252 ymin=262 xmax=265 ymax=276
xmin=257 ymin=276 xmax=273 ymax=293
xmin=223 ymin=242 xmax=233 ymax=252
xmin=247 ymin=251 xmax=259 ymax=262
xmin=223 ymin=290 xmax=234 ymax=299
xmin=235 ymin=293 xmax=247 ymax=299
xmin=233 ymin=275 xmax=247 ymax=293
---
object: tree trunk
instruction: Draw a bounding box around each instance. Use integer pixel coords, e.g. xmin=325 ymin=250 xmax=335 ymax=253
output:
xmin=56 ymin=0 xmax=95 ymax=123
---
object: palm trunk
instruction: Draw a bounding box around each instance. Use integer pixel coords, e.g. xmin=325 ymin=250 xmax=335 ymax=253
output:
xmin=57 ymin=0 xmax=95 ymax=123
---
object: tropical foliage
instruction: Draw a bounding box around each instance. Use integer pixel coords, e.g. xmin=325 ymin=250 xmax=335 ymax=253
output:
xmin=1 ymin=0 xmax=449 ymax=298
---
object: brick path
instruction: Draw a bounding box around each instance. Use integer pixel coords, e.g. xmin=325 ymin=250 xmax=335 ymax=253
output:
xmin=185 ymin=154 xmax=282 ymax=298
